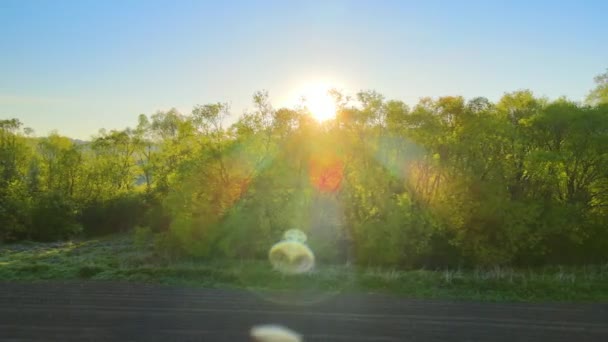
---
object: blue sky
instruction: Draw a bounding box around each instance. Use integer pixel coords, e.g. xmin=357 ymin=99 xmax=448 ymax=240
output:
xmin=1 ymin=0 xmax=607 ymax=139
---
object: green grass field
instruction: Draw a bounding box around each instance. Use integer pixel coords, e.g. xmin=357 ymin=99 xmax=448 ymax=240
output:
xmin=1 ymin=234 xmax=607 ymax=302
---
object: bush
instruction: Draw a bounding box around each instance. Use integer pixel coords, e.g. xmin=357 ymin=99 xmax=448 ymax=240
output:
xmin=0 ymin=182 xmax=32 ymax=242
xmin=79 ymin=194 xmax=147 ymax=236
xmin=29 ymin=192 xmax=82 ymax=241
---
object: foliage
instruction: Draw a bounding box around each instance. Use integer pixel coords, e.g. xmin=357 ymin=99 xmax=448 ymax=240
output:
xmin=1 ymin=71 xmax=608 ymax=268
xmin=586 ymin=69 xmax=608 ymax=105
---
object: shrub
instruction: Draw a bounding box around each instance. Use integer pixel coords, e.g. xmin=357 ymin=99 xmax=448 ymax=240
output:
xmin=29 ymin=192 xmax=82 ymax=241
xmin=79 ymin=194 xmax=147 ymax=236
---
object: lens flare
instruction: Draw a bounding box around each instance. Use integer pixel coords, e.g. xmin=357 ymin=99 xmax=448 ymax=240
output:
xmin=255 ymin=229 xmax=348 ymax=305
xmin=309 ymin=152 xmax=344 ymax=193
xmin=269 ymin=229 xmax=314 ymax=274
xmin=283 ymin=229 xmax=307 ymax=243
xmin=250 ymin=324 xmax=302 ymax=342
xmin=269 ymin=241 xmax=315 ymax=274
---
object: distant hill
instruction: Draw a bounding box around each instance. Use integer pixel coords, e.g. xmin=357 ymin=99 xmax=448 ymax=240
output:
xmin=70 ymin=139 xmax=89 ymax=145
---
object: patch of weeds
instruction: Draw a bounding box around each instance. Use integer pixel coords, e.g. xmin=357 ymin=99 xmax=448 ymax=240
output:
xmin=78 ymin=265 xmax=105 ymax=279
xmin=133 ymin=226 xmax=153 ymax=250
xmin=14 ymin=263 xmax=51 ymax=274
xmin=3 ymin=234 xmax=608 ymax=302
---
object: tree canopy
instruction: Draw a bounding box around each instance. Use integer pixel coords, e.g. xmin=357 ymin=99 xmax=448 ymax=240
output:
xmin=2 ymin=72 xmax=608 ymax=268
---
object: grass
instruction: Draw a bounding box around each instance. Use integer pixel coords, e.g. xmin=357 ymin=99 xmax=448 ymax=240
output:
xmin=1 ymin=234 xmax=607 ymax=302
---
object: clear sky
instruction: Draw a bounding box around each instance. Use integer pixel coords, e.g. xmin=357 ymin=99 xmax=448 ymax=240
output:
xmin=1 ymin=0 xmax=607 ymax=139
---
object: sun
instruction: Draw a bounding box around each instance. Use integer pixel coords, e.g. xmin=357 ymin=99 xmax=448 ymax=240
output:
xmin=279 ymin=81 xmax=341 ymax=122
xmin=300 ymin=84 xmax=337 ymax=121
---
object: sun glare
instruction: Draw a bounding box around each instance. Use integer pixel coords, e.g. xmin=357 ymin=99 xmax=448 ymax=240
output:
xmin=300 ymin=84 xmax=337 ymax=121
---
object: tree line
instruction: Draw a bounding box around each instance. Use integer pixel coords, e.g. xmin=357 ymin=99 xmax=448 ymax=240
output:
xmin=1 ymin=71 xmax=608 ymax=267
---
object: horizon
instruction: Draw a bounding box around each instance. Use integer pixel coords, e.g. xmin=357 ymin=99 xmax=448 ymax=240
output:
xmin=2 ymin=0 xmax=608 ymax=139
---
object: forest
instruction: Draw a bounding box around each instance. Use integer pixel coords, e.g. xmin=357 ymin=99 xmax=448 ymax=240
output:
xmin=1 ymin=71 xmax=607 ymax=269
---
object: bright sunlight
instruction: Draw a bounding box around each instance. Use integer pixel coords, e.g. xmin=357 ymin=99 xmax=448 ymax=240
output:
xmin=299 ymin=83 xmax=337 ymax=121
xmin=3 ymin=1 xmax=608 ymax=340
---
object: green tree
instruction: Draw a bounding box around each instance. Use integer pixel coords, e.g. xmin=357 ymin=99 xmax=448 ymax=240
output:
xmin=587 ymin=69 xmax=608 ymax=105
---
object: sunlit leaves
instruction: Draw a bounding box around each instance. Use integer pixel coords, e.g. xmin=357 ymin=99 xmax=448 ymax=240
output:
xmin=2 ymin=71 xmax=608 ymax=266
xmin=586 ymin=69 xmax=608 ymax=105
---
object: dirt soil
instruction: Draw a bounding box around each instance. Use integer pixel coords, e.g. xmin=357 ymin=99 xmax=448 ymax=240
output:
xmin=0 ymin=281 xmax=606 ymax=341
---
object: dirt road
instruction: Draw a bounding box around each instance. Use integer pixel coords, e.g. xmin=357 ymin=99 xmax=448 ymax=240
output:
xmin=0 ymin=282 xmax=606 ymax=341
